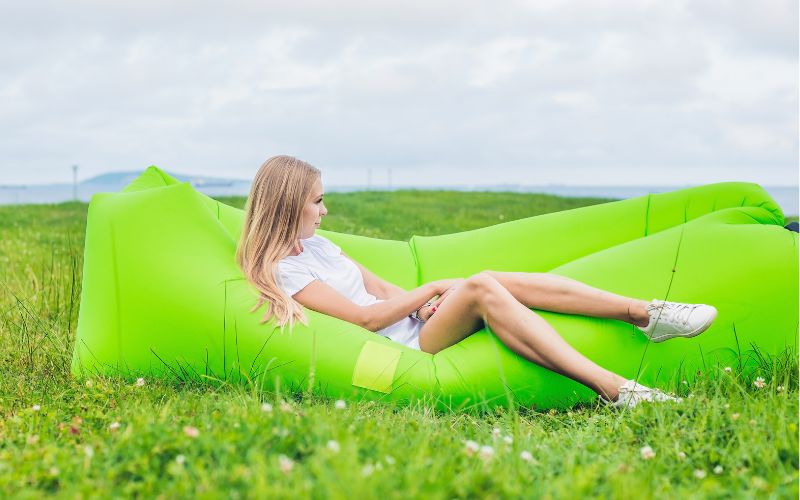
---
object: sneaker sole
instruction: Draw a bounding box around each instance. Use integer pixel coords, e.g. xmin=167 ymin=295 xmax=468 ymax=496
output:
xmin=650 ymin=307 xmax=718 ymax=343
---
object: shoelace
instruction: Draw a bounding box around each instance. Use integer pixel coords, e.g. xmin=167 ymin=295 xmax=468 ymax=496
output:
xmin=620 ymin=385 xmax=655 ymax=399
xmin=619 ymin=385 xmax=672 ymax=403
xmin=651 ymin=301 xmax=699 ymax=327
xmin=614 ymin=391 xmax=651 ymax=407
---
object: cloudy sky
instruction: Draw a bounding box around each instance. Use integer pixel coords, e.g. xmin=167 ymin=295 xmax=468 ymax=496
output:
xmin=1 ymin=0 xmax=797 ymax=187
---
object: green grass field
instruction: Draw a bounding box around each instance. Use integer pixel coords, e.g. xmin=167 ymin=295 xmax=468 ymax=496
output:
xmin=1 ymin=191 xmax=797 ymax=498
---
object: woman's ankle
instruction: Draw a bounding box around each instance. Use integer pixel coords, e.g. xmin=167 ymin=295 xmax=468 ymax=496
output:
xmin=627 ymin=299 xmax=650 ymax=328
xmin=597 ymin=374 xmax=627 ymax=402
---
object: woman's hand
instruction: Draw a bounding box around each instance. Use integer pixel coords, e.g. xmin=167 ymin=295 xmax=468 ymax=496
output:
xmin=428 ymin=278 xmax=464 ymax=296
xmin=418 ymin=279 xmax=464 ymax=321
xmin=417 ymin=304 xmax=436 ymax=322
xmin=430 ymin=280 xmax=462 ymax=310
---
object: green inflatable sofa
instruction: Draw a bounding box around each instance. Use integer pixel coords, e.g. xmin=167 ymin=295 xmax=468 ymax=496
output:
xmin=71 ymin=167 xmax=798 ymax=411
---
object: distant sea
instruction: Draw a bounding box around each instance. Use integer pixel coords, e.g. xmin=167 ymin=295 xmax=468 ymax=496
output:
xmin=0 ymin=175 xmax=797 ymax=216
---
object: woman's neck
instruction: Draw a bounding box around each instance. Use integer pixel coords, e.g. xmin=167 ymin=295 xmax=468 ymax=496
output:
xmin=288 ymin=240 xmax=304 ymax=257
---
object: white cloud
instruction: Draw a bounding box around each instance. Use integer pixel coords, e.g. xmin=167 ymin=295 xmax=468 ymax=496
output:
xmin=468 ymin=37 xmax=538 ymax=88
xmin=0 ymin=0 xmax=796 ymax=186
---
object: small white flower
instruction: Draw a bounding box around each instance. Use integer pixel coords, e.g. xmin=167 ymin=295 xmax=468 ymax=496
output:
xmin=681 ymin=380 xmax=688 ymax=385
xmin=384 ymin=455 xmax=396 ymax=465
xmin=753 ymin=377 xmax=766 ymax=389
xmin=520 ymin=450 xmax=533 ymax=462
xmin=108 ymin=422 xmax=121 ymax=431
xmin=464 ymin=440 xmax=480 ymax=456
xmin=49 ymin=467 xmax=60 ymax=477
xmin=261 ymin=403 xmax=273 ymax=413
xmin=491 ymin=427 xmax=501 ymax=438
xmin=713 ymin=465 xmax=723 ymax=475
xmin=83 ymin=446 xmax=94 ymax=458
xmin=272 ymin=427 xmax=290 ymax=437
xmin=640 ymin=445 xmax=655 ymax=460
xmin=326 ymin=440 xmax=340 ymax=453
xmin=85 ymin=379 xmax=94 ymax=388
xmin=278 ymin=454 xmax=294 ymax=474
xmin=361 ymin=463 xmax=375 ymax=476
xmin=175 ymin=454 xmax=186 ymax=465
xmin=135 ymin=378 xmax=145 ymax=387
xmin=677 ymin=451 xmax=686 ymax=461
xmin=31 ymin=405 xmax=41 ymax=412
xmin=183 ymin=426 xmax=200 ymax=438
xmin=723 ymin=366 xmax=732 ymax=373
xmin=777 ymin=385 xmax=785 ymax=392
xmin=479 ymin=445 xmax=495 ymax=461
xmin=694 ymin=469 xmax=707 ymax=479
xmin=334 ymin=400 xmax=347 ymax=410
xmin=503 ymin=435 xmax=513 ymax=445
xmin=731 ymin=413 xmax=740 ymax=421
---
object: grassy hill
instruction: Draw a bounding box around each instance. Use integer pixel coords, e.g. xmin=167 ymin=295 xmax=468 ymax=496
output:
xmin=0 ymin=192 xmax=796 ymax=498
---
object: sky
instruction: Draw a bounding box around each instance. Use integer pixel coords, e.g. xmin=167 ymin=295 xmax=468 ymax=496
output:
xmin=1 ymin=0 xmax=797 ymax=187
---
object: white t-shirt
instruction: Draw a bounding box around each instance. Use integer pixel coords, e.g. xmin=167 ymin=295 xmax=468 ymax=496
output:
xmin=276 ymin=234 xmax=422 ymax=350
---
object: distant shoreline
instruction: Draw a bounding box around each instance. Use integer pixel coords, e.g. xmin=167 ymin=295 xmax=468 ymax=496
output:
xmin=0 ymin=180 xmax=797 ymax=216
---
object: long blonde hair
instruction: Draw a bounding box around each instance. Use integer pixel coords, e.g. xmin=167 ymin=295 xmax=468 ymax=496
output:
xmin=236 ymin=155 xmax=321 ymax=330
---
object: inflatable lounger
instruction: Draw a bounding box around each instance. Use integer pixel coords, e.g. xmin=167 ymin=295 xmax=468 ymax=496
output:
xmin=72 ymin=167 xmax=798 ymax=411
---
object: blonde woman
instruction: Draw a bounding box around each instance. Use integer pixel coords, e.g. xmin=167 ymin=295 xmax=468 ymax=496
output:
xmin=236 ymin=155 xmax=718 ymax=408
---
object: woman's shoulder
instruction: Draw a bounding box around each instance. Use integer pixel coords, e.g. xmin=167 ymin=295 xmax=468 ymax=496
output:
xmin=307 ymin=234 xmax=327 ymax=245
xmin=310 ymin=234 xmax=341 ymax=255
xmin=279 ymin=235 xmax=338 ymax=264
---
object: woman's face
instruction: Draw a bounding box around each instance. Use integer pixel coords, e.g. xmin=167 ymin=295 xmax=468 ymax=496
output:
xmin=298 ymin=176 xmax=327 ymax=240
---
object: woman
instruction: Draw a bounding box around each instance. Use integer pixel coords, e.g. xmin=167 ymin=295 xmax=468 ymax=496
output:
xmin=236 ymin=155 xmax=718 ymax=408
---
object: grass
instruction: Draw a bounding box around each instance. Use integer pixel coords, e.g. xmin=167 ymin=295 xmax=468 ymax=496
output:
xmin=0 ymin=191 xmax=797 ymax=498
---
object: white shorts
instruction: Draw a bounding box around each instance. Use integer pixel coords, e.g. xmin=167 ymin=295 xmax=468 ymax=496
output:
xmin=377 ymin=316 xmax=423 ymax=350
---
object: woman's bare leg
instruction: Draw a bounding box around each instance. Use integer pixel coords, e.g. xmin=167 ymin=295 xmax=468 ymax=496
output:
xmin=419 ymin=272 xmax=627 ymax=401
xmin=483 ymin=271 xmax=651 ymax=327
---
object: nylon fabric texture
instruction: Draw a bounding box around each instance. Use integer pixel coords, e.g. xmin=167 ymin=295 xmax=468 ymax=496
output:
xmin=71 ymin=166 xmax=799 ymax=411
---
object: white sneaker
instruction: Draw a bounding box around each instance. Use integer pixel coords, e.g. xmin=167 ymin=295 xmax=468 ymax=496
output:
xmin=637 ymin=299 xmax=717 ymax=343
xmin=605 ymin=379 xmax=679 ymax=409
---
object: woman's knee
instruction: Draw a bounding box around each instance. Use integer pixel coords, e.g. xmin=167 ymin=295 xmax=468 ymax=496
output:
xmin=464 ymin=271 xmax=497 ymax=293
xmin=463 ymin=272 xmax=507 ymax=309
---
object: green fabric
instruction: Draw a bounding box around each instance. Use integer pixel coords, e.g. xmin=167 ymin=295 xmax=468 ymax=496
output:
xmin=352 ymin=341 xmax=403 ymax=394
xmin=72 ymin=166 xmax=798 ymax=411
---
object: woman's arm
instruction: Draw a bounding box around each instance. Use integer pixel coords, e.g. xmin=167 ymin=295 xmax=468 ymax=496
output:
xmin=339 ymin=251 xmax=463 ymax=321
xmin=293 ymin=279 xmax=441 ymax=332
